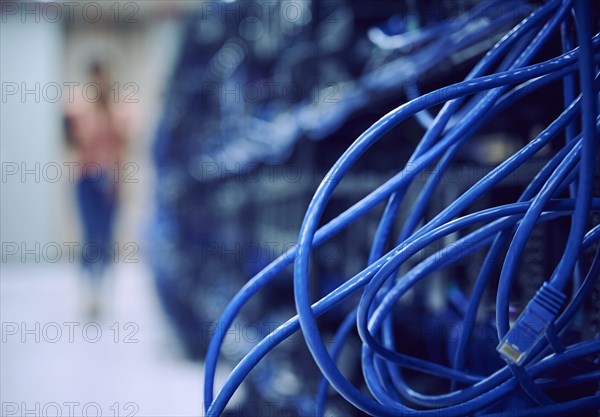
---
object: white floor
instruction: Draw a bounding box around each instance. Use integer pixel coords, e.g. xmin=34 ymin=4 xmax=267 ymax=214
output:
xmin=1 ymin=262 xmax=204 ymax=417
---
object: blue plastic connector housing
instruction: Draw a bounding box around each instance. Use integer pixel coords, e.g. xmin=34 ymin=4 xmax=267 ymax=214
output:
xmin=497 ymin=282 xmax=566 ymax=366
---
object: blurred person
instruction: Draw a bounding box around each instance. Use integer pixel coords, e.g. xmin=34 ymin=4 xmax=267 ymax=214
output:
xmin=64 ymin=61 xmax=129 ymax=316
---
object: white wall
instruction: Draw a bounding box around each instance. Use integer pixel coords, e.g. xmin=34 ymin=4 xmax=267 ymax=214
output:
xmin=1 ymin=13 xmax=65 ymax=259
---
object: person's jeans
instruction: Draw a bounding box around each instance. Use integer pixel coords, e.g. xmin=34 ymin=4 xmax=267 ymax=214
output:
xmin=76 ymin=174 xmax=117 ymax=277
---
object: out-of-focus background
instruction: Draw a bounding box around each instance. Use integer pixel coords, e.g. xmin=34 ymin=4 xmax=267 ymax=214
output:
xmin=3 ymin=1 xmax=598 ymax=416
xmin=2 ymin=2 xmax=204 ymax=416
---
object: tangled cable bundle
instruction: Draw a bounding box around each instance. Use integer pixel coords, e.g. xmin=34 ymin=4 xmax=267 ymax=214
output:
xmin=204 ymin=0 xmax=600 ymax=415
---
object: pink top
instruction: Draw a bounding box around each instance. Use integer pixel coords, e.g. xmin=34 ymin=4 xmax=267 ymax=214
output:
xmin=66 ymin=98 xmax=128 ymax=177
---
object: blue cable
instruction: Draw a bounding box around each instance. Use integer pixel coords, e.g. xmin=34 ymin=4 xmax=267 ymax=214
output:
xmin=359 ymin=205 xmax=595 ymax=371
xmin=398 ymin=0 xmax=572 ymax=245
xmin=493 ymin=0 xmax=598 ymax=389
xmin=204 ymin=38 xmax=592 ymax=409
xmin=450 ymin=116 xmax=590 ymax=381
xmin=206 ymin=56 xmax=596 ymax=416
xmin=294 ymin=29 xmax=598 ymax=417
xmin=368 ymin=0 xmax=561 ymax=264
xmin=204 ymin=3 xmax=600 ymax=414
xmin=315 ymin=309 xmax=357 ymax=417
xmin=358 ymin=207 xmax=598 ymax=412
xmin=205 ymin=201 xmax=600 ymax=416
xmin=561 ymin=13 xmax=578 ymax=143
xmin=445 ymin=127 xmax=582 ymax=369
xmin=411 ymin=67 xmax=599 ymax=393
xmin=495 ymin=117 xmax=599 ymax=340
xmin=548 ymin=0 xmax=598 ymax=291
xmin=366 ymin=118 xmax=600 ymax=404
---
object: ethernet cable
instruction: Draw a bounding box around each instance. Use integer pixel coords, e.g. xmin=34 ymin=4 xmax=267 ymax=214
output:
xmin=204 ymin=43 xmax=596 ymax=412
xmin=204 ymin=1 xmax=600 ymax=415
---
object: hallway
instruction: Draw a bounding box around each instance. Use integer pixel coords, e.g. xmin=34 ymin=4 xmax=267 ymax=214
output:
xmin=1 ymin=262 xmax=203 ymax=417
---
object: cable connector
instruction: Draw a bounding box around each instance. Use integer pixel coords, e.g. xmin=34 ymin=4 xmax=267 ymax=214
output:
xmin=497 ymin=282 xmax=566 ymax=366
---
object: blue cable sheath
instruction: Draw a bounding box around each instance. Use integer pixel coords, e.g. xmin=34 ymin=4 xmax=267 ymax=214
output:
xmin=365 ymin=120 xmax=600 ymax=407
xmin=204 ymin=39 xmax=592 ymax=409
xmin=206 ymin=202 xmax=600 ymax=416
xmin=294 ymin=33 xmax=598 ymax=417
xmin=315 ymin=309 xmax=357 ymax=417
xmin=368 ymin=0 xmax=561 ymax=264
xmin=359 ymin=208 xmax=584 ymax=369
xmin=538 ymin=370 xmax=600 ymax=389
xmin=373 ymin=61 xmax=585 ymax=401
xmin=547 ymin=0 xmax=598 ymax=291
xmin=203 ymin=3 xmax=600 ymax=414
xmin=562 ymin=16 xmax=578 ymax=143
xmin=450 ymin=117 xmax=586 ymax=379
xmin=495 ymin=118 xmax=597 ymax=340
xmin=398 ymin=0 xmax=573 ymax=243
